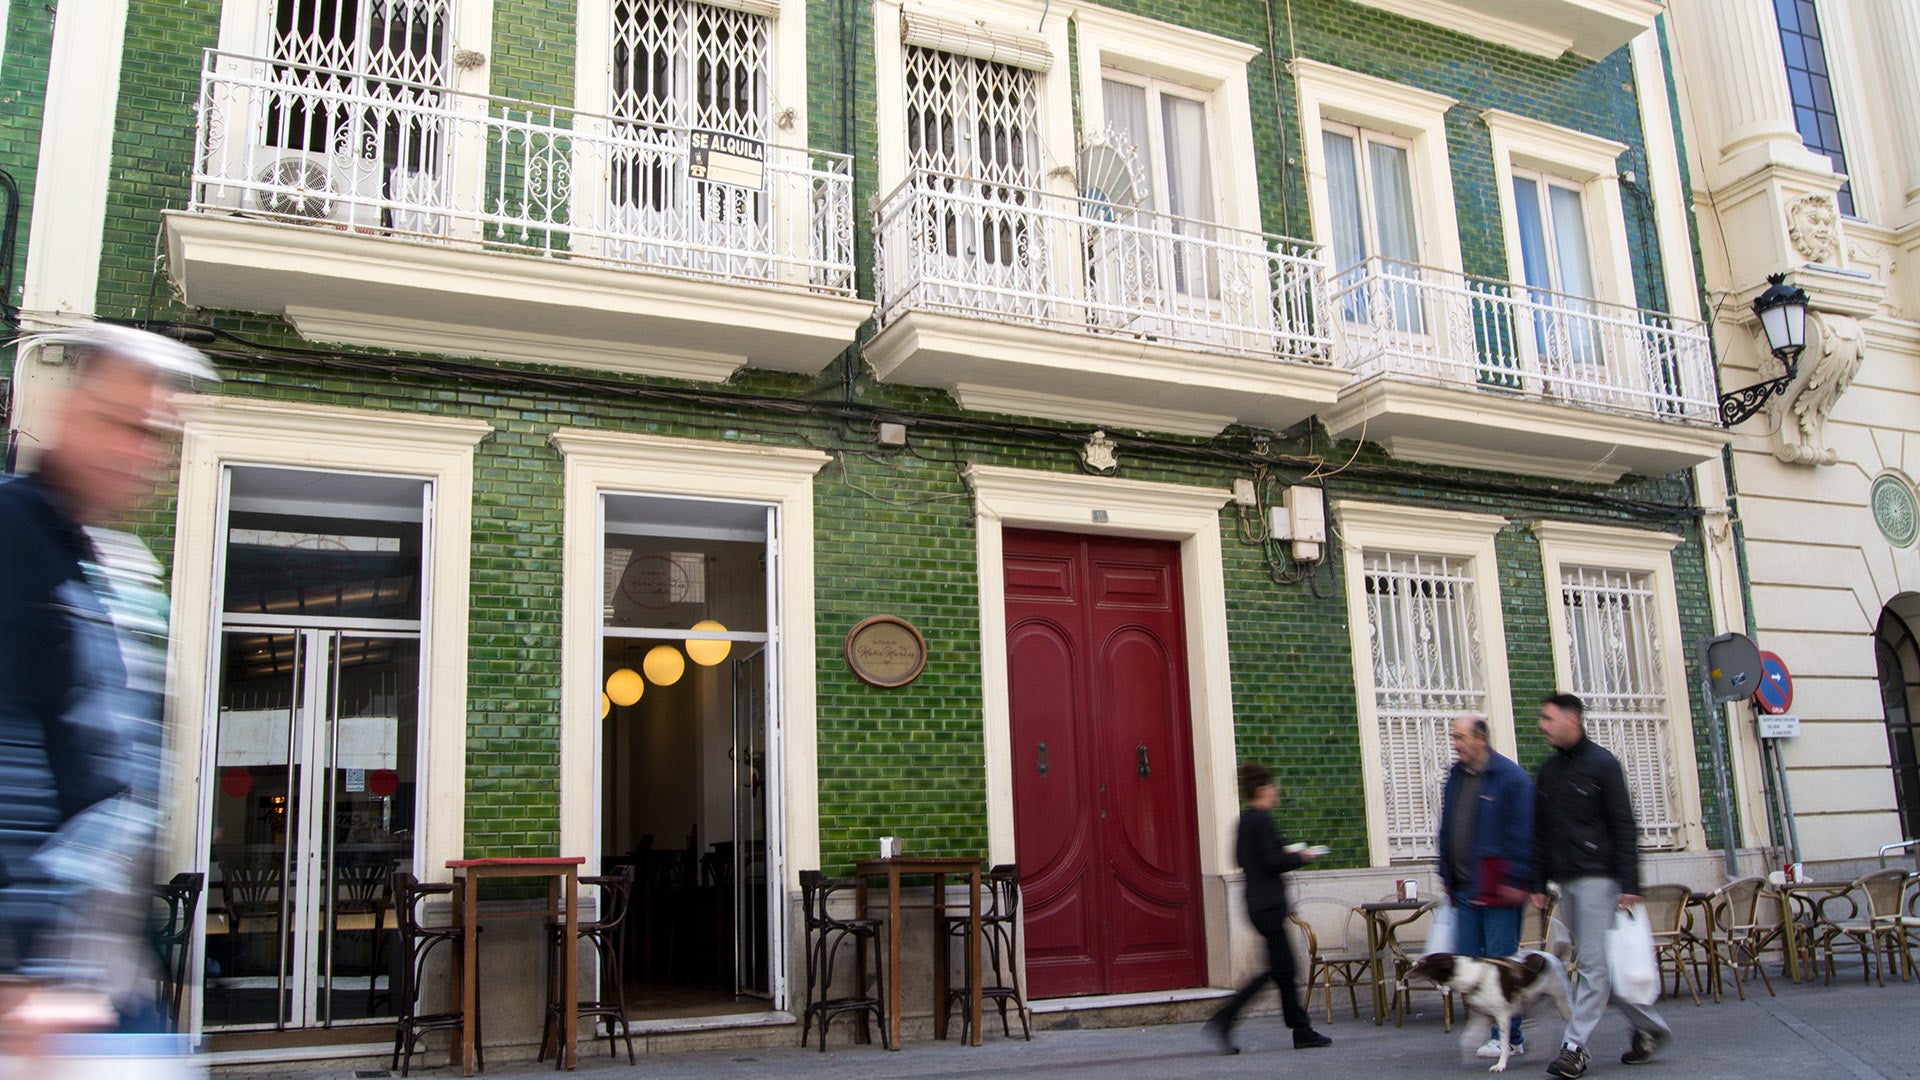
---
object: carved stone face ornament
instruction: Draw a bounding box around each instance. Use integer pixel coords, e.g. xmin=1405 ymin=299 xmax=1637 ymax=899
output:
xmin=1787 ymin=194 xmax=1839 ymax=264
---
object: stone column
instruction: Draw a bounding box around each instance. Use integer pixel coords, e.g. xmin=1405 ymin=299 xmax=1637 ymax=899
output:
xmin=1871 ymin=1 xmax=1920 ymax=209
xmin=1669 ymin=0 xmax=1803 ymax=161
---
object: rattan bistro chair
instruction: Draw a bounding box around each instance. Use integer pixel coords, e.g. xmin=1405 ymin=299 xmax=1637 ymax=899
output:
xmin=1642 ymin=885 xmax=1702 ymax=1005
xmin=1289 ymin=899 xmax=1369 ymax=1023
xmin=1701 ymin=877 xmax=1775 ymax=1002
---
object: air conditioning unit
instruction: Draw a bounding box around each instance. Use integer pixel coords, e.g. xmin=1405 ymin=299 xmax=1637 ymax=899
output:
xmin=388 ymin=167 xmax=451 ymax=238
xmin=240 ymin=149 xmax=381 ymax=229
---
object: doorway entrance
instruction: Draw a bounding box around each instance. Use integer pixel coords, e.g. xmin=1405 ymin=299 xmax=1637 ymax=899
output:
xmin=1003 ymin=529 xmax=1206 ymax=998
xmin=201 ymin=466 xmax=429 ymax=1030
xmin=598 ymin=493 xmax=781 ymax=1017
xmin=1876 ymin=602 xmax=1920 ymax=840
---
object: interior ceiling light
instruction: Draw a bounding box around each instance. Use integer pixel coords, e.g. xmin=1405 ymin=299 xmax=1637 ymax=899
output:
xmin=686 ymin=619 xmax=731 ymax=666
xmin=643 ymin=644 xmax=686 ymax=687
xmin=605 ymin=667 xmax=644 ymax=707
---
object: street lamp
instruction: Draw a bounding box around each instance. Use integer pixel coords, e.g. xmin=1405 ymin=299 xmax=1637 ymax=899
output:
xmin=1719 ymin=273 xmax=1811 ymax=427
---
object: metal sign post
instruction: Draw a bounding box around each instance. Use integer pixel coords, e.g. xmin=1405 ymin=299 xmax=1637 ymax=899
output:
xmin=1699 ymin=633 xmax=1765 ymax=877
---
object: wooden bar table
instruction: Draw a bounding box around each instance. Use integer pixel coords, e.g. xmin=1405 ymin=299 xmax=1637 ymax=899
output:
xmin=851 ymin=857 xmax=982 ymax=1049
xmin=447 ymin=857 xmax=585 ymax=1074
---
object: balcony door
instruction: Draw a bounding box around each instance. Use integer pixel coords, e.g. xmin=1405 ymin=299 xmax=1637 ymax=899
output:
xmin=253 ymin=0 xmax=453 ymax=232
xmin=606 ymin=0 xmax=772 ymax=273
xmin=202 ymin=466 xmax=430 ymax=1030
xmin=1323 ymin=124 xmax=1426 ymax=339
xmin=1099 ymin=75 xmax=1254 ymax=347
xmin=1511 ymin=170 xmax=1603 ymax=387
xmin=904 ymin=44 xmax=1046 ymax=318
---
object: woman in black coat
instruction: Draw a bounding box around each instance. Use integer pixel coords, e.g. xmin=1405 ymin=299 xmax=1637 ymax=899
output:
xmin=1203 ymin=762 xmax=1333 ymax=1054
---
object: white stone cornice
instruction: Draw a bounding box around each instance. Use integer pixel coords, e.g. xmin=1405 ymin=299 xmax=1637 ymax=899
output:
xmin=1529 ymin=518 xmax=1682 ymax=556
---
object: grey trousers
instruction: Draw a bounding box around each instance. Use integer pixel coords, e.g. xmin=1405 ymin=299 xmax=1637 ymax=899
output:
xmin=1559 ymin=876 xmax=1672 ymax=1051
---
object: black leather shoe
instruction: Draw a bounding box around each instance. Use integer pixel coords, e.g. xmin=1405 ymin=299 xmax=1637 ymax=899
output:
xmin=1202 ymin=1016 xmax=1240 ymax=1055
xmin=1293 ymin=1029 xmax=1333 ymax=1049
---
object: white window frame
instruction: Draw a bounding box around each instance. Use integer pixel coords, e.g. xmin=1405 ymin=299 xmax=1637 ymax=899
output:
xmin=1482 ymin=109 xmax=1634 ymax=308
xmin=1335 ymin=500 xmax=1512 ymax=867
xmin=873 ymin=0 xmax=1074 ymax=204
xmin=552 ymin=429 xmax=827 ymax=913
xmin=162 ymin=396 xmax=490 ymax=1035
xmin=1293 ymin=58 xmax=1461 ymax=275
xmin=1319 ymin=120 xmax=1420 ymax=264
xmin=1072 ymin=4 xmax=1261 ymax=235
xmin=1532 ymin=520 xmax=1706 ymax=853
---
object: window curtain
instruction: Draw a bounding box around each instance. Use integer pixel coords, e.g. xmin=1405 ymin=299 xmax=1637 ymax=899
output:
xmin=1367 ymin=140 xmax=1420 ymax=332
xmin=1548 ymin=183 xmax=1598 ymax=364
xmin=1323 ymin=130 xmax=1366 ymax=320
xmin=1160 ymin=93 xmax=1214 ymax=296
xmin=1099 ymin=78 xmax=1152 ymax=192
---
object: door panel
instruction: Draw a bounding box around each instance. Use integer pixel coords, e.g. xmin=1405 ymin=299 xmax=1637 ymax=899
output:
xmin=1007 ymin=529 xmax=1204 ymax=999
xmin=1007 ymin=609 xmax=1101 ymax=990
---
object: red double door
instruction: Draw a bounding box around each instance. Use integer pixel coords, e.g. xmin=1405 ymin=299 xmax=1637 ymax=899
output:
xmin=1004 ymin=529 xmax=1206 ymax=999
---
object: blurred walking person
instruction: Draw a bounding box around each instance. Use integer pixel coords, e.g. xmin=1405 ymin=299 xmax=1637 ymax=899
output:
xmin=1203 ymin=762 xmax=1332 ymax=1054
xmin=1529 ymin=693 xmax=1671 ymax=1078
xmin=0 ymin=325 xmax=216 ymax=1041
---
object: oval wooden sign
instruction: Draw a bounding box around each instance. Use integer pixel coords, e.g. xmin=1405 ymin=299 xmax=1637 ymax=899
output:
xmin=845 ymin=615 xmax=928 ymax=688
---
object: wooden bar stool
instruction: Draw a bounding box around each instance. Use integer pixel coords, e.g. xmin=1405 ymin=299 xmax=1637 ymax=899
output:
xmin=941 ymin=863 xmax=1030 ymax=1041
xmin=798 ymin=870 xmax=888 ymax=1051
xmin=391 ymin=872 xmax=481 ymax=1077
xmin=539 ymin=868 xmax=636 ymax=1067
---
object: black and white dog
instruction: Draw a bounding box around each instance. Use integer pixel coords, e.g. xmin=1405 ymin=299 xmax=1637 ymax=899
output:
xmin=1405 ymin=950 xmax=1572 ymax=1073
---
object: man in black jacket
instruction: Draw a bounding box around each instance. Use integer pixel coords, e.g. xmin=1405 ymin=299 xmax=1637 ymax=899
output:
xmin=1528 ymin=693 xmax=1671 ymax=1078
xmin=1203 ymin=762 xmax=1332 ymax=1054
xmin=0 ymin=325 xmax=216 ymax=1035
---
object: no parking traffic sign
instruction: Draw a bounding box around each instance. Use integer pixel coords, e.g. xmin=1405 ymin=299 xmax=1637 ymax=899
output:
xmin=1755 ymin=650 xmax=1793 ymax=715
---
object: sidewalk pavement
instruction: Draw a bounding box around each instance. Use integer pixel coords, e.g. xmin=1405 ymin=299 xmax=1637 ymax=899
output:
xmin=216 ymin=970 xmax=1920 ymax=1080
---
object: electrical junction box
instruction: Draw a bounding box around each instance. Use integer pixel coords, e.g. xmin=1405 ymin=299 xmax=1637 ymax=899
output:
xmin=1267 ymin=486 xmax=1326 ymax=562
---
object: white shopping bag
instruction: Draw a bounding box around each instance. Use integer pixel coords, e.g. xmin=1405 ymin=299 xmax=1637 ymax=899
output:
xmin=1426 ymin=901 xmax=1458 ymax=954
xmin=1606 ymin=905 xmax=1660 ymax=1006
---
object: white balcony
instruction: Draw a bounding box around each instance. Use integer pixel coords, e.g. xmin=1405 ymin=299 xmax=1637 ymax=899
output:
xmin=1319 ymin=258 xmax=1728 ymax=482
xmin=1349 ymin=0 xmax=1663 ymax=60
xmin=865 ymin=170 xmax=1349 ymax=438
xmin=166 ymin=50 xmax=868 ymax=380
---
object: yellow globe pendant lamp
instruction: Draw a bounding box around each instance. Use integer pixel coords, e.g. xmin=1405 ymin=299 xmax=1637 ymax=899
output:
xmin=600 ymin=692 xmax=612 ymax=719
xmin=605 ymin=667 xmax=645 ymax=707
xmin=686 ymin=619 xmax=731 ymax=666
xmin=643 ymin=644 xmax=686 ymax=686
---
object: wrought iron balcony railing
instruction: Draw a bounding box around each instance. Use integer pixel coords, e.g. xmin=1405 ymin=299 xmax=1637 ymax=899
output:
xmin=1330 ymin=256 xmax=1717 ymax=424
xmin=872 ymin=169 xmax=1335 ymax=364
xmin=187 ymin=49 xmax=855 ymax=296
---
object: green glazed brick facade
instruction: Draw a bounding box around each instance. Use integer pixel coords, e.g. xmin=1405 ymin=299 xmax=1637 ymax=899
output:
xmin=67 ymin=0 xmax=1738 ymax=878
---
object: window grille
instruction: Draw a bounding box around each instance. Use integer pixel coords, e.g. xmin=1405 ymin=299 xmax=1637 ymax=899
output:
xmin=265 ymin=0 xmax=451 ymax=176
xmin=904 ymin=44 xmax=1047 ymax=316
xmin=1561 ymin=565 xmax=1680 ymax=849
xmin=608 ymin=0 xmax=771 ymax=268
xmin=1363 ymin=550 xmax=1486 ymax=862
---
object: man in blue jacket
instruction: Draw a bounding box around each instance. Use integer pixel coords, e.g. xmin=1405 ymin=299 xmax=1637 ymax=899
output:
xmin=1437 ymin=714 xmax=1535 ymax=1059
